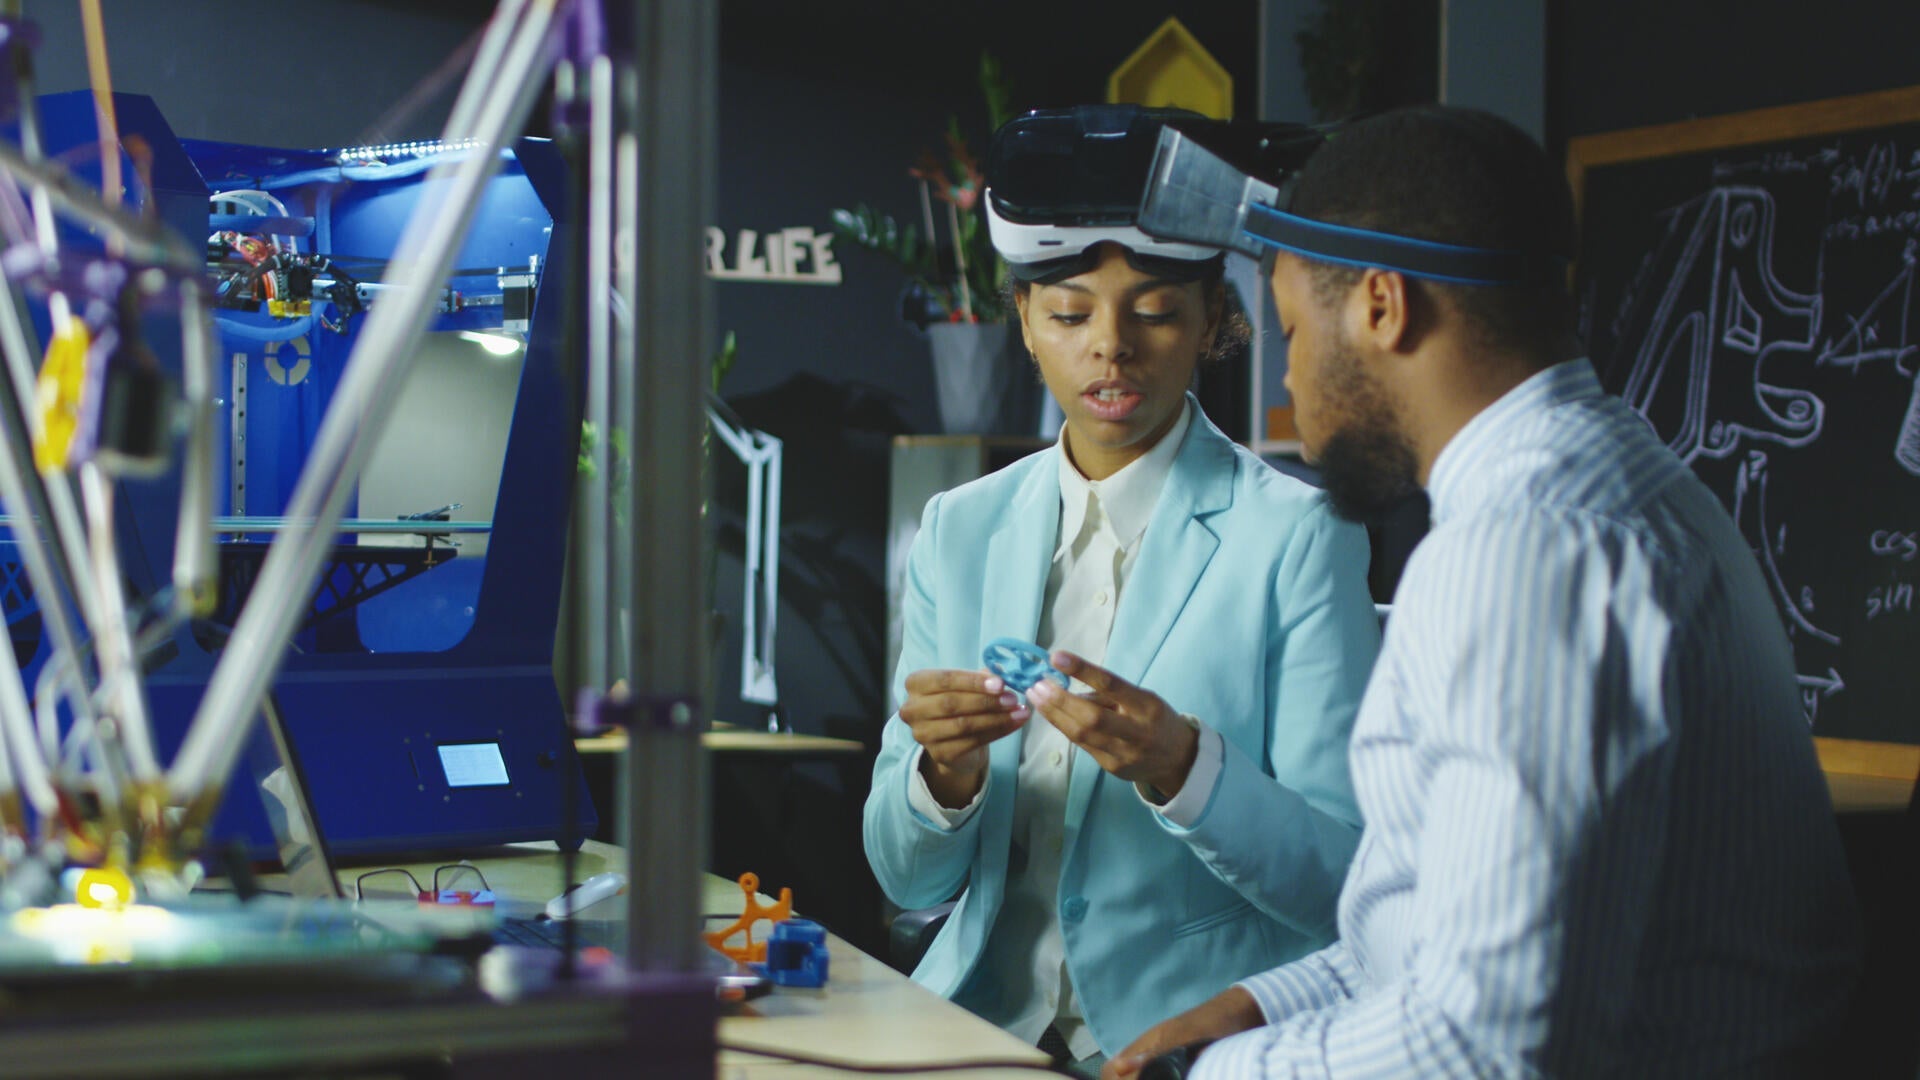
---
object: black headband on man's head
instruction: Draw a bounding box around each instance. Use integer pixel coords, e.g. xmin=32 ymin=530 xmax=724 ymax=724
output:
xmin=1137 ymin=108 xmax=1574 ymax=289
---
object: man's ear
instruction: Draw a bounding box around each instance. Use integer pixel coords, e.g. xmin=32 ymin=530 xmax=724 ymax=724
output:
xmin=1354 ymin=267 xmax=1413 ymax=352
xmin=1013 ymin=288 xmax=1034 ymax=355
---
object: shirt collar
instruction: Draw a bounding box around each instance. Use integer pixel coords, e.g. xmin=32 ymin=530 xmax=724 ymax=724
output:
xmin=1425 ymin=359 xmax=1603 ymax=524
xmin=1055 ymin=397 xmax=1193 ymax=554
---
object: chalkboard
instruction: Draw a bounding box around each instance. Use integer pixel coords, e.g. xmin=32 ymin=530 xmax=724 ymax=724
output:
xmin=1569 ymin=86 xmax=1920 ymax=753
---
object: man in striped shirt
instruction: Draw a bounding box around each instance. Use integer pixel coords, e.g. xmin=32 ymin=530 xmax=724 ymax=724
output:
xmin=1108 ymin=107 xmax=1861 ymax=1077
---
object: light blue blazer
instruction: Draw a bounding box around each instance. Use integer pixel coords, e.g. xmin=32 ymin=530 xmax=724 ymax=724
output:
xmin=863 ymin=400 xmax=1380 ymax=1054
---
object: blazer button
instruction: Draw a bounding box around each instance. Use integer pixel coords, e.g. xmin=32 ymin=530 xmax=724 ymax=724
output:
xmin=1062 ymin=897 xmax=1088 ymax=922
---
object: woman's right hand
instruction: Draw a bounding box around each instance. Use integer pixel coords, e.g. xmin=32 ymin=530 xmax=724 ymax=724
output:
xmin=901 ymin=668 xmax=1029 ymax=807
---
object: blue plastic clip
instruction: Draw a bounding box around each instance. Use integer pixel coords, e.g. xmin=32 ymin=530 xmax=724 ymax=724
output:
xmin=753 ymin=918 xmax=830 ymax=988
xmin=982 ymin=638 xmax=1070 ymax=694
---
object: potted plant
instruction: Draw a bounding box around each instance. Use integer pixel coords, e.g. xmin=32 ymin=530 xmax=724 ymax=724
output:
xmin=831 ymin=54 xmax=1022 ymax=435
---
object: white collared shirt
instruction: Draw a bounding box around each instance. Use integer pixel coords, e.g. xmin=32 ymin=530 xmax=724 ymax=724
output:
xmin=907 ymin=400 xmax=1227 ymax=1058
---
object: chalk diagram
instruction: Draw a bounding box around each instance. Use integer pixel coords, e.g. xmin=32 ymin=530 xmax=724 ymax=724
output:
xmin=1604 ymin=182 xmax=1920 ymax=724
xmin=1614 ymin=187 xmax=1825 ymax=469
xmin=1819 ymin=240 xmax=1920 ymax=472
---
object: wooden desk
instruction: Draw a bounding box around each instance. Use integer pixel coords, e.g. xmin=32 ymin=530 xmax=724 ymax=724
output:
xmin=321 ymin=844 xmax=1047 ymax=1078
xmin=704 ymin=875 xmax=1050 ymax=1079
xmin=576 ymin=725 xmax=865 ymax=756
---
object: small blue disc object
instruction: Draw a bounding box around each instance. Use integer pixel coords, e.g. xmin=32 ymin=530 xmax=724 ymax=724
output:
xmin=982 ymin=638 xmax=1069 ymax=693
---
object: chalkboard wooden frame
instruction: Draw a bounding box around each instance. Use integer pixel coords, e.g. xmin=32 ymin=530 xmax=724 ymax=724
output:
xmin=1567 ymin=85 xmax=1920 ymax=802
xmin=1567 ymin=85 xmax=1920 ymax=217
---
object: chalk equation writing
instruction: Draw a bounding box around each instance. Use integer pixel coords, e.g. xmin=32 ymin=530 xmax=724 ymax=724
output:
xmin=1873 ymin=526 xmax=1920 ymax=557
xmin=1712 ymin=147 xmax=1838 ymax=180
xmin=1870 ymin=530 xmax=1920 ymax=561
xmin=1827 ymin=142 xmax=1920 ymax=210
xmin=1866 ymin=580 xmax=1915 ymax=620
xmin=1825 ymin=209 xmax=1920 ymax=241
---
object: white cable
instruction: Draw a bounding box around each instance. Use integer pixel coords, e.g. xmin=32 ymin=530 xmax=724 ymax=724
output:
xmin=213 ymin=189 xmax=288 ymax=217
xmin=209 ymin=189 xmax=297 ymax=253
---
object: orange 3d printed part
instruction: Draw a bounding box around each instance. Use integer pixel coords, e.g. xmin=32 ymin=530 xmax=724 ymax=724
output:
xmin=703 ymin=871 xmax=792 ymax=964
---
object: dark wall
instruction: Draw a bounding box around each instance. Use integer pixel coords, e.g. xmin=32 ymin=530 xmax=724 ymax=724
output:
xmin=714 ymin=0 xmax=1259 ymax=423
xmin=34 ymin=0 xmax=481 ymax=146
xmin=1552 ymin=0 xmax=1920 ymax=143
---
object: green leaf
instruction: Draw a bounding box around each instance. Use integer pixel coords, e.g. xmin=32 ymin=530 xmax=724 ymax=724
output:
xmin=712 ymin=329 xmax=738 ymax=392
xmin=980 ymin=52 xmax=1013 ymax=132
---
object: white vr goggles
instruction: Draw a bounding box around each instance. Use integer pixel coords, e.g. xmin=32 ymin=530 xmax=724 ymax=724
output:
xmin=985 ymin=105 xmax=1225 ymax=284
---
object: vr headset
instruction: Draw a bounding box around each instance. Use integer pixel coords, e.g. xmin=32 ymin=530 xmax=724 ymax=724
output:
xmin=986 ymin=105 xmax=1565 ymax=289
xmin=1138 ymin=120 xmax=1569 ymax=287
xmin=985 ymin=105 xmax=1224 ymax=283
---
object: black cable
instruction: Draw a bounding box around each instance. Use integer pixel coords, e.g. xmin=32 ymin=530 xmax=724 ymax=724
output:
xmin=716 ymin=1042 xmax=1074 ymax=1075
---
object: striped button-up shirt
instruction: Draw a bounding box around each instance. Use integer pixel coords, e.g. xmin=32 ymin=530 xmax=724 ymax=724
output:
xmin=1197 ymin=360 xmax=1860 ymax=1078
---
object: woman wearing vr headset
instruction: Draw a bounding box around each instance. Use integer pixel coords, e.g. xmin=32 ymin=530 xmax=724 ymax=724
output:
xmin=863 ymin=106 xmax=1381 ymax=1072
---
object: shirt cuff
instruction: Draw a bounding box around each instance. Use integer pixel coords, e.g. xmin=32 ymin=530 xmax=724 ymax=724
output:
xmin=1235 ymin=940 xmax=1361 ymax=1022
xmin=1135 ymin=716 xmax=1221 ymax=827
xmin=906 ymin=745 xmax=986 ymax=829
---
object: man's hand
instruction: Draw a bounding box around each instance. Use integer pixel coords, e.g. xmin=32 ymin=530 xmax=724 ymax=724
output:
xmin=1025 ymin=650 xmax=1199 ymax=797
xmin=1102 ymin=986 xmax=1265 ymax=1080
xmin=900 ymin=668 xmax=1027 ymax=807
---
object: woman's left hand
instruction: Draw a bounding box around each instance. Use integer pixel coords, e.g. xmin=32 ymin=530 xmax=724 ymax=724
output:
xmin=1026 ymin=650 xmax=1199 ymax=797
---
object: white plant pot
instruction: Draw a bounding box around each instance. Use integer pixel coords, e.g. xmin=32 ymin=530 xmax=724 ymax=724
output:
xmin=926 ymin=321 xmax=1012 ymax=434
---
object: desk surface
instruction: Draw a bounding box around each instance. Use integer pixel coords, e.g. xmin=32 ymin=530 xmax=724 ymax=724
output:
xmin=706 ymin=876 xmax=1049 ymax=1078
xmin=322 ymin=843 xmax=1045 ymax=1077
xmin=576 ymin=725 xmax=865 ymax=756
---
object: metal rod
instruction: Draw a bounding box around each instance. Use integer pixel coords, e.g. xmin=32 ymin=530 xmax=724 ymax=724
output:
xmin=0 ymin=571 xmax=55 ymax=819
xmin=581 ymin=49 xmax=615 ymax=692
xmin=172 ymin=282 xmax=218 ymax=616
xmin=0 ymin=142 xmax=198 ymax=275
xmin=0 ymin=283 xmax=99 ymax=753
xmin=443 ymin=0 xmax=533 ymax=144
xmin=759 ymin=436 xmax=782 ymax=699
xmin=77 ymin=463 xmax=158 ymax=781
xmin=618 ymin=0 xmax=716 ymax=975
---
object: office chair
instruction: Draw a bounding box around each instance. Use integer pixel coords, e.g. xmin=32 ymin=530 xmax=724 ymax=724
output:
xmin=888 ymin=901 xmax=956 ymax=973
